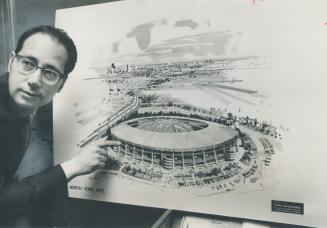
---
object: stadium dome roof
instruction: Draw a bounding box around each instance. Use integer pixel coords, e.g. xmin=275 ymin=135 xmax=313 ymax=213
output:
xmin=111 ymin=116 xmax=238 ymax=152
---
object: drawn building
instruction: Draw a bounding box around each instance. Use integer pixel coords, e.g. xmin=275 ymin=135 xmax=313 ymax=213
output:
xmin=110 ymin=116 xmax=239 ymax=169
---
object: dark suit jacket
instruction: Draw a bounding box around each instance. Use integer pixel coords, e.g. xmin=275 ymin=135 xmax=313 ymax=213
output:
xmin=0 ymin=73 xmax=68 ymax=225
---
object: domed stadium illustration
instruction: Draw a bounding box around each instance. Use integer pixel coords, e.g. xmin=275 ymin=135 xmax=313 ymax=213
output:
xmin=76 ymin=58 xmax=282 ymax=194
xmin=111 ymin=116 xmax=239 ymax=169
xmin=79 ymin=98 xmax=280 ymax=194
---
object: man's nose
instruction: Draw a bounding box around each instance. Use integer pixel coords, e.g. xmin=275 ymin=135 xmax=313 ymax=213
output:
xmin=27 ymin=68 xmax=43 ymax=88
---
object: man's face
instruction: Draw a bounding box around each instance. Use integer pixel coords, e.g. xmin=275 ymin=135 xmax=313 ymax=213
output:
xmin=8 ymin=33 xmax=68 ymax=116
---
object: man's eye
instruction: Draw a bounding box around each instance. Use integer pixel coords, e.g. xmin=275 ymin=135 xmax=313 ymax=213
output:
xmin=21 ymin=59 xmax=36 ymax=70
xmin=43 ymin=69 xmax=59 ymax=82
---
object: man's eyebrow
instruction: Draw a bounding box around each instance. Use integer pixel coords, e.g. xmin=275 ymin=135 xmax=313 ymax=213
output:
xmin=42 ymin=64 xmax=62 ymax=74
xmin=24 ymin=55 xmax=38 ymax=63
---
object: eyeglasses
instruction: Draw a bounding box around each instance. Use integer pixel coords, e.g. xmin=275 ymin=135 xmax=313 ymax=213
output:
xmin=14 ymin=54 xmax=65 ymax=85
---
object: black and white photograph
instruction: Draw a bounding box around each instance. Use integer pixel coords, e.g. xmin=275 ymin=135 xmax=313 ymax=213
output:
xmin=1 ymin=0 xmax=327 ymax=227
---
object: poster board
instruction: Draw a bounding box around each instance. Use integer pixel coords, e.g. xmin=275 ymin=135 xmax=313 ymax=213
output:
xmin=54 ymin=0 xmax=327 ymax=226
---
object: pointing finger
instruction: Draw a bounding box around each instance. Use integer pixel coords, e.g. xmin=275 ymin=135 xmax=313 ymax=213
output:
xmin=95 ymin=139 xmax=121 ymax=148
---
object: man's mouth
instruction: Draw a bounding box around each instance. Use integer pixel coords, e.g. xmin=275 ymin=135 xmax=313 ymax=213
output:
xmin=21 ymin=90 xmax=41 ymax=98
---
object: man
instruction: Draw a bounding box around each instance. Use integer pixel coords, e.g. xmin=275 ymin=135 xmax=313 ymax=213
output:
xmin=0 ymin=25 xmax=117 ymax=225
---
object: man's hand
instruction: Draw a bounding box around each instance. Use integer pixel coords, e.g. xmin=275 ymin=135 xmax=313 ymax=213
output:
xmin=61 ymin=137 xmax=120 ymax=181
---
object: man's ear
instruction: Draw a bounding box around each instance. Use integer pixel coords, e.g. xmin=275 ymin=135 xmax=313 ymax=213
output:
xmin=7 ymin=51 xmax=15 ymax=72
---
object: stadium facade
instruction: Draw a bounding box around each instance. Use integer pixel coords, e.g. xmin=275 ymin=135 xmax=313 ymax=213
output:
xmin=110 ymin=116 xmax=239 ymax=169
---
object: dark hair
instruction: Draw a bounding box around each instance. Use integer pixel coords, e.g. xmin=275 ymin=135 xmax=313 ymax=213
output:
xmin=15 ymin=25 xmax=77 ymax=76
